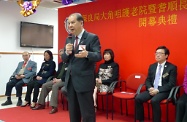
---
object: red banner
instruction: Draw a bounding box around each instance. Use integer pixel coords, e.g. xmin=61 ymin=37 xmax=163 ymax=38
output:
xmin=59 ymin=1 xmax=187 ymax=120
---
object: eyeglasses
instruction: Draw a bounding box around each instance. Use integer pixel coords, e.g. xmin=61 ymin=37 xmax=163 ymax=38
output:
xmin=155 ymin=52 xmax=165 ymax=55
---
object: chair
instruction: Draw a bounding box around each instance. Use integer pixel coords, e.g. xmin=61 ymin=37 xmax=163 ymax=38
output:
xmin=97 ymin=80 xmax=122 ymax=119
xmin=145 ymin=86 xmax=177 ymax=122
xmin=173 ymin=85 xmax=183 ymax=104
xmin=135 ymin=82 xmax=180 ymax=122
xmin=112 ymin=73 xmax=146 ymax=120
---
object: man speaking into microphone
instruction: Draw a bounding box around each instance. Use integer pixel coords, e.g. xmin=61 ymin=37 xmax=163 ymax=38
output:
xmin=62 ymin=13 xmax=102 ymax=122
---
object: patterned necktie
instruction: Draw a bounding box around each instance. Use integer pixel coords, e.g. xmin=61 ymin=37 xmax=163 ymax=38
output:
xmin=154 ymin=64 xmax=162 ymax=89
xmin=74 ymin=36 xmax=78 ymax=50
xmin=23 ymin=61 xmax=27 ymax=68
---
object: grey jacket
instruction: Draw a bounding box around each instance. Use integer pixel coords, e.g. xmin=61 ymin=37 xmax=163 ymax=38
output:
xmin=12 ymin=60 xmax=37 ymax=83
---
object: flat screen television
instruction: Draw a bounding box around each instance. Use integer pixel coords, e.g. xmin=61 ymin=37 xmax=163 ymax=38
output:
xmin=20 ymin=21 xmax=54 ymax=48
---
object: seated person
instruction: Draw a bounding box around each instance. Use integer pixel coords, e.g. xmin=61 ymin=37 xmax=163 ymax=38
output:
xmin=32 ymin=49 xmax=68 ymax=114
xmin=135 ymin=46 xmax=177 ymax=122
xmin=176 ymin=66 xmax=187 ymax=122
xmin=1 ymin=51 xmax=37 ymax=106
xmin=93 ymin=49 xmax=119 ymax=108
xmin=21 ymin=50 xmax=56 ymax=108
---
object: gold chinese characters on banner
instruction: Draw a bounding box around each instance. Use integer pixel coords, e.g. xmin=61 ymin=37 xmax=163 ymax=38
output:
xmin=81 ymin=0 xmax=187 ymax=27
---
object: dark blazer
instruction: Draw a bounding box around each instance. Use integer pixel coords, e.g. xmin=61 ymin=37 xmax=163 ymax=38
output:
xmin=12 ymin=60 xmax=37 ymax=83
xmin=145 ymin=61 xmax=177 ymax=93
xmin=37 ymin=60 xmax=56 ymax=84
xmin=55 ymin=61 xmax=68 ymax=81
xmin=62 ymin=31 xmax=102 ymax=92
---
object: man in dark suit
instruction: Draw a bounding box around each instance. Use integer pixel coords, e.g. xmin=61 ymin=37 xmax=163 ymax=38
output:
xmin=135 ymin=46 xmax=177 ymax=122
xmin=62 ymin=13 xmax=102 ymax=122
xmin=1 ymin=51 xmax=37 ymax=106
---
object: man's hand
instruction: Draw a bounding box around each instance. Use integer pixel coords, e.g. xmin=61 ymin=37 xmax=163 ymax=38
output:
xmin=148 ymin=87 xmax=154 ymax=92
xmin=15 ymin=75 xmax=21 ymax=79
xmin=19 ymin=75 xmax=25 ymax=78
xmin=149 ymin=89 xmax=159 ymax=96
xmin=75 ymin=47 xmax=88 ymax=58
xmin=52 ymin=78 xmax=56 ymax=84
xmin=66 ymin=43 xmax=73 ymax=54
xmin=52 ymin=78 xmax=61 ymax=84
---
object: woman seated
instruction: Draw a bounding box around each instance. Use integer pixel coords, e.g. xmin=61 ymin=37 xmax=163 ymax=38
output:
xmin=93 ymin=49 xmax=119 ymax=108
xmin=176 ymin=66 xmax=187 ymax=122
xmin=21 ymin=50 xmax=56 ymax=108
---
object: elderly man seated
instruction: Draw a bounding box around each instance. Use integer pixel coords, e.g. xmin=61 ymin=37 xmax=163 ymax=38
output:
xmin=1 ymin=51 xmax=37 ymax=106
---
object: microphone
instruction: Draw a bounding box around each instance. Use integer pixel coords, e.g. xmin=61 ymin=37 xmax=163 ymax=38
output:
xmin=66 ymin=34 xmax=73 ymax=54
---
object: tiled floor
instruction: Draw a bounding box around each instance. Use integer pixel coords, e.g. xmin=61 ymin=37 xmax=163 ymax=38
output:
xmin=0 ymin=95 xmax=18 ymax=110
xmin=0 ymin=92 xmax=52 ymax=110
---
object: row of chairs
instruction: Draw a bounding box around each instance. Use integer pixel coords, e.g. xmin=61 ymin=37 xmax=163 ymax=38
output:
xmin=9 ymin=74 xmax=69 ymax=110
xmin=97 ymin=73 xmax=181 ymax=122
xmin=18 ymin=73 xmax=181 ymax=121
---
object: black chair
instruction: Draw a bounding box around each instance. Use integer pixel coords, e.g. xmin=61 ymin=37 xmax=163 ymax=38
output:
xmin=97 ymin=80 xmax=121 ymax=119
xmin=136 ymin=84 xmax=178 ymax=122
xmin=173 ymin=85 xmax=183 ymax=104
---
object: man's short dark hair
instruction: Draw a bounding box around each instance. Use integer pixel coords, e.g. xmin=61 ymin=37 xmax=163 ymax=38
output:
xmin=156 ymin=46 xmax=170 ymax=60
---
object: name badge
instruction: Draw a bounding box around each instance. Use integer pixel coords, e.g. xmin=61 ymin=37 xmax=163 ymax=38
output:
xmin=162 ymin=72 xmax=169 ymax=78
xmin=78 ymin=45 xmax=86 ymax=50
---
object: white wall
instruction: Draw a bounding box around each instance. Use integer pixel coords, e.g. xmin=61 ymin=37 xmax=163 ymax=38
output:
xmin=0 ymin=1 xmax=58 ymax=96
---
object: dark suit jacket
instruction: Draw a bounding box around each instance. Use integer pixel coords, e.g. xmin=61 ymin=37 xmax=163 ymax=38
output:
xmin=37 ymin=60 xmax=56 ymax=84
xmin=62 ymin=31 xmax=102 ymax=92
xmin=54 ymin=61 xmax=68 ymax=81
xmin=145 ymin=61 xmax=177 ymax=93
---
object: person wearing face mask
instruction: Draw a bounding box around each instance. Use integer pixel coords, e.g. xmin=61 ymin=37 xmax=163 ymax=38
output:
xmin=93 ymin=49 xmax=119 ymax=109
xmin=21 ymin=50 xmax=56 ymax=108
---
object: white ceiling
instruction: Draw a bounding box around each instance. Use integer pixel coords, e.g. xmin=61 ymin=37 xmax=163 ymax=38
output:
xmin=1 ymin=0 xmax=94 ymax=9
